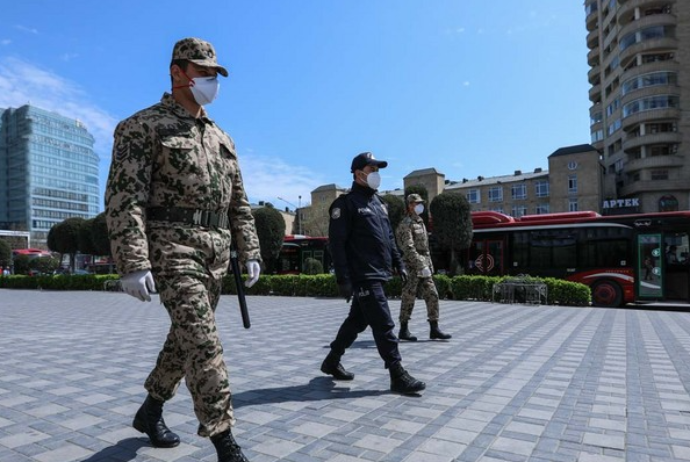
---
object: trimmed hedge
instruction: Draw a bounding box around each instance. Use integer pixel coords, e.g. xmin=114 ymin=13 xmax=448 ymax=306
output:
xmin=0 ymin=273 xmax=591 ymax=306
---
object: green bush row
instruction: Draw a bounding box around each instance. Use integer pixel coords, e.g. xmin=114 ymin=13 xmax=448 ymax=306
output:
xmin=0 ymin=273 xmax=591 ymax=306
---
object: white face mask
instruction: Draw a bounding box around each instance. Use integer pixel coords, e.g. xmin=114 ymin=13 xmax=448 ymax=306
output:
xmin=361 ymin=171 xmax=381 ymax=189
xmin=414 ymin=204 xmax=424 ymax=215
xmin=190 ymin=76 xmax=220 ymax=105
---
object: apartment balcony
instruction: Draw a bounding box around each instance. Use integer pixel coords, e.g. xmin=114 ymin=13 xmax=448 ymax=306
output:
xmin=623 ymin=132 xmax=682 ymax=152
xmin=588 ymin=66 xmax=601 ymax=85
xmin=620 ymin=84 xmax=680 ymax=107
xmin=620 ymin=37 xmax=678 ymax=69
xmin=618 ymin=13 xmax=677 ymax=44
xmin=586 ymin=7 xmax=599 ymax=31
xmin=588 ymin=48 xmax=601 ymax=66
xmin=625 ymin=154 xmax=684 ymax=172
xmin=589 ymin=83 xmax=602 ymax=103
xmin=621 ymin=107 xmax=681 ymax=130
xmin=620 ymin=179 xmax=689 ymax=196
xmin=587 ymin=29 xmax=600 ymax=50
xmin=617 ymin=0 xmax=650 ymax=26
xmin=619 ymin=60 xmax=679 ymax=82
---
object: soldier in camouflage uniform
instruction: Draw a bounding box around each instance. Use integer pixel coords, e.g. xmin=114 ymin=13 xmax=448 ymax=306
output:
xmin=105 ymin=37 xmax=260 ymax=462
xmin=395 ymin=194 xmax=451 ymax=341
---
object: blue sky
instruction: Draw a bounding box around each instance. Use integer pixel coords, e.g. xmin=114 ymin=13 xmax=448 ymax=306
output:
xmin=0 ymin=1 xmax=590 ymax=211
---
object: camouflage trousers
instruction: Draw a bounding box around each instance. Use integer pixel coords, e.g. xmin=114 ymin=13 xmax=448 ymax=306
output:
xmin=143 ymin=273 xmax=233 ymax=438
xmin=399 ymin=271 xmax=439 ymax=323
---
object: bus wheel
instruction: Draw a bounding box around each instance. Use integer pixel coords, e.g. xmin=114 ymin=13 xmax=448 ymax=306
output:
xmin=591 ymin=280 xmax=623 ymax=307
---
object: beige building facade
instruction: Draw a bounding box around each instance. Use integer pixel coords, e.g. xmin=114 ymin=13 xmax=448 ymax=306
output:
xmin=586 ymin=0 xmax=690 ymax=213
xmin=298 ymin=144 xmax=607 ymax=236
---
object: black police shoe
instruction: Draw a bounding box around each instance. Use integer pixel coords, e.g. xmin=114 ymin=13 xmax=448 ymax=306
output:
xmin=389 ymin=362 xmax=426 ymax=395
xmin=320 ymin=352 xmax=355 ymax=380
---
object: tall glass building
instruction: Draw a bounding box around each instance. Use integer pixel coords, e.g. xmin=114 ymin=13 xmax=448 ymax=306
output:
xmin=0 ymin=105 xmax=100 ymax=248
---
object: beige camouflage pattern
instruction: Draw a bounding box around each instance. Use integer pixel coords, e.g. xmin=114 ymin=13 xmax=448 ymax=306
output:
xmin=105 ymin=92 xmax=260 ymax=437
xmin=396 ymin=214 xmax=440 ymax=322
xmin=172 ymin=37 xmax=228 ymax=77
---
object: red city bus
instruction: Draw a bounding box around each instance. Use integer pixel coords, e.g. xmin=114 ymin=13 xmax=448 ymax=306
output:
xmin=462 ymin=210 xmax=690 ymax=307
xmin=278 ymin=236 xmax=332 ymax=274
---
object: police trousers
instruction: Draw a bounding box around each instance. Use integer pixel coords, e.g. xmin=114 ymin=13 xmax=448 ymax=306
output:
xmin=329 ymin=280 xmax=402 ymax=368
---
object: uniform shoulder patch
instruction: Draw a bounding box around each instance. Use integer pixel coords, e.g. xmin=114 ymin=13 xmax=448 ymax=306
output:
xmin=331 ymin=207 xmax=341 ymax=219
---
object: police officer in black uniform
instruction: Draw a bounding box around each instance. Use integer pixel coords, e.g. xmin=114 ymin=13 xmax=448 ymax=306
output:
xmin=320 ymin=152 xmax=426 ymax=395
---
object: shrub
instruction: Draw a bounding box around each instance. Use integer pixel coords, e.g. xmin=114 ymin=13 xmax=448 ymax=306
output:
xmin=303 ymin=257 xmax=323 ymax=275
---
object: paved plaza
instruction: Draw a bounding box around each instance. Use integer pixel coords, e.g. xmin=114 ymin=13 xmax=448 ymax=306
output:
xmin=2 ymin=290 xmax=690 ymax=462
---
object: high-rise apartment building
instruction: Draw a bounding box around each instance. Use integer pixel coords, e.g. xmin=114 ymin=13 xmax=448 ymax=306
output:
xmin=585 ymin=0 xmax=690 ymax=213
xmin=0 ymin=105 xmax=100 ymax=247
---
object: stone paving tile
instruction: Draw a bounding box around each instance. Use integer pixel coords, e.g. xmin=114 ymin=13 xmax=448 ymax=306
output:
xmin=3 ymin=291 xmax=690 ymax=461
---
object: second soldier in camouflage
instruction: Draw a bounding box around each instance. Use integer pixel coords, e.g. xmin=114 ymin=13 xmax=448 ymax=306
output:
xmin=395 ymin=194 xmax=452 ymax=341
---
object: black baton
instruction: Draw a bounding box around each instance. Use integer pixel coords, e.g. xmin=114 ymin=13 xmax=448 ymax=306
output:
xmin=230 ymin=246 xmax=251 ymax=329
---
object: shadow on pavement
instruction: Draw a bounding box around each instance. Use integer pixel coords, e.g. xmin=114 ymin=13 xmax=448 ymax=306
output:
xmin=233 ymin=376 xmax=387 ymax=408
xmin=78 ymin=437 xmax=148 ymax=462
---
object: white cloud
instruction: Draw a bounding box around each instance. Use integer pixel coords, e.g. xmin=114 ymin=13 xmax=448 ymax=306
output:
xmin=60 ymin=53 xmax=79 ymax=62
xmin=238 ymin=153 xmax=326 ymax=206
xmin=0 ymin=57 xmax=323 ymax=207
xmin=0 ymin=39 xmax=11 ymax=46
xmin=15 ymin=25 xmax=38 ymax=34
xmin=0 ymin=57 xmax=117 ymax=157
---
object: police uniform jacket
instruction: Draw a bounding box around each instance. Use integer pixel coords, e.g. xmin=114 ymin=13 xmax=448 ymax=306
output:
xmin=328 ymin=182 xmax=405 ymax=285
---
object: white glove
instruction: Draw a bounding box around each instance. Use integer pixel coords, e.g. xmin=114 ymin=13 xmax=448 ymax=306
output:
xmin=420 ymin=267 xmax=432 ymax=278
xmin=245 ymin=260 xmax=260 ymax=288
xmin=120 ymin=270 xmax=156 ymax=302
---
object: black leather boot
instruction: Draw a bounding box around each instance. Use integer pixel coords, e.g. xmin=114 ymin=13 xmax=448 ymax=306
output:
xmin=429 ymin=321 xmax=452 ymax=340
xmin=211 ymin=430 xmax=249 ymax=462
xmin=399 ymin=322 xmax=418 ymax=342
xmin=132 ymin=394 xmax=180 ymax=448
xmin=320 ymin=351 xmax=355 ymax=380
xmin=389 ymin=362 xmax=426 ymax=395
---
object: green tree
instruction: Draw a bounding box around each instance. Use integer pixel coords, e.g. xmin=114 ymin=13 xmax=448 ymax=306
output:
xmin=47 ymin=217 xmax=85 ymax=272
xmin=0 ymin=239 xmax=11 ymax=270
xmin=78 ymin=218 xmax=98 ymax=255
xmin=381 ymin=194 xmax=405 ymax=234
xmin=90 ymin=212 xmax=112 ymax=257
xmin=252 ymin=204 xmax=286 ymax=274
xmin=404 ymin=184 xmax=430 ymax=227
xmin=429 ymin=192 xmax=473 ymax=275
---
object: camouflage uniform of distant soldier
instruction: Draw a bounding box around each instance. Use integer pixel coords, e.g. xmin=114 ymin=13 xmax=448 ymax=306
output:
xmin=395 ymin=194 xmax=451 ymax=341
xmin=105 ymin=37 xmax=260 ymax=462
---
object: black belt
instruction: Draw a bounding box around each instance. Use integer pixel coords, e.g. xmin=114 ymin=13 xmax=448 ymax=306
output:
xmin=147 ymin=207 xmax=230 ymax=229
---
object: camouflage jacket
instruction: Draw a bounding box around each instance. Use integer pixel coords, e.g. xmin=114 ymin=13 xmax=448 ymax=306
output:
xmin=105 ymin=93 xmax=261 ymax=275
xmin=395 ymin=214 xmax=432 ymax=273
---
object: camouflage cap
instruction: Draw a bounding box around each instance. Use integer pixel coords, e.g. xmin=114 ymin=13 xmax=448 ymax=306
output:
xmin=172 ymin=37 xmax=228 ymax=77
xmin=407 ymin=193 xmax=425 ymax=204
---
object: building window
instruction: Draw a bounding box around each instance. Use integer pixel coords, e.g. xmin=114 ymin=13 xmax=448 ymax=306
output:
xmin=659 ymin=195 xmax=678 ymax=212
xmin=488 ymin=187 xmax=503 ymax=203
xmin=651 ymin=169 xmax=668 ymax=181
xmin=569 ymin=199 xmax=579 ymax=212
xmin=512 ymin=205 xmax=527 ymax=218
xmin=623 ymin=95 xmax=680 ymax=118
xmin=568 ymin=161 xmax=578 ymax=170
xmin=466 ymin=189 xmax=480 ymax=204
xmin=511 ymin=184 xmax=526 ymax=200
xmin=568 ymin=175 xmax=578 ymax=194
xmin=535 ymin=203 xmax=550 ymax=214
xmin=490 ymin=207 xmax=504 ymax=214
xmin=535 ymin=180 xmax=549 ymax=198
